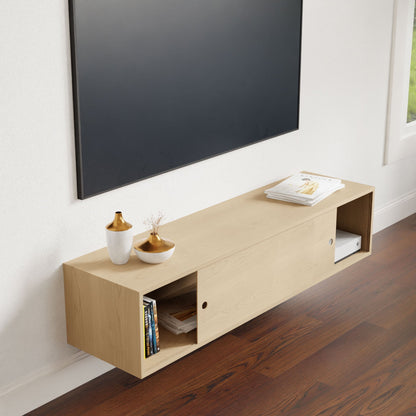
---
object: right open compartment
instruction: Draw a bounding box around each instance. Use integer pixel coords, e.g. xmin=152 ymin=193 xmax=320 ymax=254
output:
xmin=335 ymin=191 xmax=373 ymax=263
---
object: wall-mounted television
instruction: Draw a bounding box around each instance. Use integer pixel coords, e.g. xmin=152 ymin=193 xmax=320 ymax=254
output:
xmin=69 ymin=0 xmax=303 ymax=199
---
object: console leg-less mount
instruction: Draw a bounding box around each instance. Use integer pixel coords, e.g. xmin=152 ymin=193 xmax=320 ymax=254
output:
xmin=64 ymin=176 xmax=374 ymax=378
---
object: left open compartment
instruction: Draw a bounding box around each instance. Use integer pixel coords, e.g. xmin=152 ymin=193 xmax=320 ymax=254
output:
xmin=64 ymin=263 xmax=199 ymax=379
xmin=141 ymin=272 xmax=198 ymax=376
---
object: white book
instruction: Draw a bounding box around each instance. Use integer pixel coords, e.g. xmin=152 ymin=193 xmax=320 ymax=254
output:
xmin=266 ymin=173 xmax=342 ymax=199
xmin=266 ymin=183 xmax=345 ymax=205
xmin=265 ymin=173 xmax=344 ymax=205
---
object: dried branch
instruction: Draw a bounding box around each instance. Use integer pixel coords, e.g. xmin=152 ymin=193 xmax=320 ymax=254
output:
xmin=144 ymin=212 xmax=165 ymax=234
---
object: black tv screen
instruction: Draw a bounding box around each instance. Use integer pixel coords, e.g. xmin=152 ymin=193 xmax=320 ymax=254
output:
xmin=69 ymin=0 xmax=303 ymax=199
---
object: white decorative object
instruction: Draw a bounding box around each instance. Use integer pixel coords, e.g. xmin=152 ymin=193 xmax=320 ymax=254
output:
xmin=334 ymin=229 xmax=362 ymax=263
xmin=134 ymin=238 xmax=175 ymax=264
xmin=106 ymin=211 xmax=133 ymax=265
xmin=265 ymin=173 xmax=345 ymax=206
xmin=134 ymin=213 xmax=175 ymax=264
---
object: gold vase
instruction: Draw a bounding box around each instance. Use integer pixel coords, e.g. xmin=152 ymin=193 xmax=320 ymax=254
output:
xmin=106 ymin=211 xmax=132 ymax=232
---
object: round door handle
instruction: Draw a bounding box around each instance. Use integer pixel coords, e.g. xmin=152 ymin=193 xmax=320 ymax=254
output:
xmin=202 ymin=301 xmax=208 ymax=309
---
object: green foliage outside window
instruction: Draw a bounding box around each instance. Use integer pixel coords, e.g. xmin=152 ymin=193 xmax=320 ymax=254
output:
xmin=407 ymin=7 xmax=416 ymax=123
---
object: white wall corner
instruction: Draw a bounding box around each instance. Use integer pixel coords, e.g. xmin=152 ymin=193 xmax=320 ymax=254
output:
xmin=373 ymin=188 xmax=416 ymax=233
xmin=0 ymin=353 xmax=113 ymax=416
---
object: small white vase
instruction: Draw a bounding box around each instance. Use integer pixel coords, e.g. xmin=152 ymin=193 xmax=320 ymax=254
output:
xmin=106 ymin=211 xmax=133 ymax=265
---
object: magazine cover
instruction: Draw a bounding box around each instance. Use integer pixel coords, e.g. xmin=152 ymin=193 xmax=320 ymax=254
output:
xmin=266 ymin=173 xmax=343 ymax=200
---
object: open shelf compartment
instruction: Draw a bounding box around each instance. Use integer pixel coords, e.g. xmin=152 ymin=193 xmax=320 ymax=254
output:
xmin=142 ymin=272 xmax=198 ymax=375
xmin=335 ymin=191 xmax=373 ymax=263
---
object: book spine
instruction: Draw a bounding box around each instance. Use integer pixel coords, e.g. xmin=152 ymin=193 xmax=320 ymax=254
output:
xmin=152 ymin=299 xmax=160 ymax=352
xmin=150 ymin=303 xmax=155 ymax=355
xmin=144 ymin=304 xmax=151 ymax=357
xmin=147 ymin=301 xmax=155 ymax=354
xmin=144 ymin=296 xmax=160 ymax=354
xmin=143 ymin=305 xmax=146 ymax=359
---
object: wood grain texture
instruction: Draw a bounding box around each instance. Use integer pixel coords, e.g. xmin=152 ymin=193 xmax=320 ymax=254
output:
xmin=64 ymin=177 xmax=374 ymax=294
xmin=30 ymin=213 xmax=416 ymax=416
xmin=23 ymin=369 xmax=141 ymax=416
xmin=197 ymin=210 xmax=336 ymax=344
xmin=64 ymin=264 xmax=142 ymax=377
xmin=336 ymin=191 xmax=373 ymax=251
xmin=64 ymin=176 xmax=374 ymax=379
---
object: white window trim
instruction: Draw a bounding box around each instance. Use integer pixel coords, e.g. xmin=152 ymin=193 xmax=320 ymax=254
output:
xmin=385 ymin=0 xmax=416 ymax=164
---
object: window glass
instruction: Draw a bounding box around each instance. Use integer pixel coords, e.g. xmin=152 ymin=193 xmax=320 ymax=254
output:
xmin=407 ymin=3 xmax=416 ymax=123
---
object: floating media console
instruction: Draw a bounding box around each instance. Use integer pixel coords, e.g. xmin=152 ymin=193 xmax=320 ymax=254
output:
xmin=64 ymin=176 xmax=374 ymax=378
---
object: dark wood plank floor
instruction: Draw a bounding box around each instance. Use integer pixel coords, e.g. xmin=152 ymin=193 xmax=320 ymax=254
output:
xmin=27 ymin=214 xmax=416 ymax=416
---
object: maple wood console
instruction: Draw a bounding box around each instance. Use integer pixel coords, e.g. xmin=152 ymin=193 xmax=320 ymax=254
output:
xmin=63 ymin=176 xmax=374 ymax=378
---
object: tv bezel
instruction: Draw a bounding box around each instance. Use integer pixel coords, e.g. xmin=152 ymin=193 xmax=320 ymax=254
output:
xmin=68 ymin=0 xmax=303 ymax=199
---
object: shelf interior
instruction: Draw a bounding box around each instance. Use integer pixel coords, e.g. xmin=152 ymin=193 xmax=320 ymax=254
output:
xmin=336 ymin=192 xmax=373 ymax=252
xmin=144 ymin=272 xmax=198 ymax=365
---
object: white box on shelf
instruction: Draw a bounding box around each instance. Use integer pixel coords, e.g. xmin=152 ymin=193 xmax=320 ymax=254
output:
xmin=335 ymin=229 xmax=362 ymax=263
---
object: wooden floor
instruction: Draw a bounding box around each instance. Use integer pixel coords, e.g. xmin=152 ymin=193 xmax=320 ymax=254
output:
xmin=28 ymin=214 xmax=416 ymax=416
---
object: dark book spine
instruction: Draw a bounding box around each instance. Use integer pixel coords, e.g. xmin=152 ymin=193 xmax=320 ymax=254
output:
xmin=152 ymin=300 xmax=160 ymax=352
xmin=149 ymin=301 xmax=158 ymax=354
xmin=143 ymin=305 xmax=146 ymax=359
xmin=144 ymin=304 xmax=151 ymax=357
xmin=148 ymin=302 xmax=154 ymax=355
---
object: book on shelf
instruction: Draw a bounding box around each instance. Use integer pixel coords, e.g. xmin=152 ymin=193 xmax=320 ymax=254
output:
xmin=265 ymin=173 xmax=345 ymax=206
xmin=143 ymin=296 xmax=160 ymax=357
xmin=144 ymin=296 xmax=160 ymax=353
xmin=157 ymin=291 xmax=197 ymax=335
xmin=144 ymin=303 xmax=151 ymax=358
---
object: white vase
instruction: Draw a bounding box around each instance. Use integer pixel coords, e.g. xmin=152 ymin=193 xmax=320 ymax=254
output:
xmin=106 ymin=211 xmax=133 ymax=265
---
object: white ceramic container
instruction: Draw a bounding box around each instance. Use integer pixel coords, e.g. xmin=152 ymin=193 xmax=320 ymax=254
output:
xmin=134 ymin=232 xmax=175 ymax=264
xmin=106 ymin=211 xmax=133 ymax=265
xmin=106 ymin=228 xmax=133 ymax=264
xmin=134 ymin=243 xmax=175 ymax=264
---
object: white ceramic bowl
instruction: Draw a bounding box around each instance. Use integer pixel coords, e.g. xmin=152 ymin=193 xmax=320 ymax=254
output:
xmin=134 ymin=243 xmax=175 ymax=264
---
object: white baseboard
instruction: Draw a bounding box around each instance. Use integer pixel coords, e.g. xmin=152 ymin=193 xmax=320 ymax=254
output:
xmin=373 ymin=189 xmax=416 ymax=233
xmin=1 ymin=190 xmax=415 ymax=416
xmin=0 ymin=353 xmax=113 ymax=416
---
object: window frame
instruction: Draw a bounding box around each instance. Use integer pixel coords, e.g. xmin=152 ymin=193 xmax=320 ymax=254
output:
xmin=385 ymin=0 xmax=416 ymax=164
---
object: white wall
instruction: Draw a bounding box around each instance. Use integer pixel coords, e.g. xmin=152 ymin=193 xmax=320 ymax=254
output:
xmin=1 ymin=0 xmax=415 ymax=414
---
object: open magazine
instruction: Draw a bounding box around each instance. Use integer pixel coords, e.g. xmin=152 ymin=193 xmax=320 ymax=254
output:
xmin=265 ymin=173 xmax=345 ymax=206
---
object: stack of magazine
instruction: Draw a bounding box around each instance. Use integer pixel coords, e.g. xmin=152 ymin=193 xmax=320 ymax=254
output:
xmin=265 ymin=173 xmax=345 ymax=206
xmin=157 ymin=291 xmax=197 ymax=335
xmin=143 ymin=296 xmax=160 ymax=358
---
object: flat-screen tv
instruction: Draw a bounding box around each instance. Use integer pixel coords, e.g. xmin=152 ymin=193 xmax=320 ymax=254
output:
xmin=69 ymin=0 xmax=303 ymax=199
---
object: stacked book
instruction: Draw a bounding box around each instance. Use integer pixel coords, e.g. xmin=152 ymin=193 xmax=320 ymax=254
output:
xmin=157 ymin=291 xmax=197 ymax=335
xmin=143 ymin=296 xmax=160 ymax=358
xmin=265 ymin=173 xmax=345 ymax=206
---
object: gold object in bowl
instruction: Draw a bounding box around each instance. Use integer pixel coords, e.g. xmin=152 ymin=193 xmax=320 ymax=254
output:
xmin=134 ymin=233 xmax=175 ymax=264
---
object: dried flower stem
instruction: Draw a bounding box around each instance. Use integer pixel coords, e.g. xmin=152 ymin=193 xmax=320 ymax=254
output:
xmin=144 ymin=212 xmax=165 ymax=235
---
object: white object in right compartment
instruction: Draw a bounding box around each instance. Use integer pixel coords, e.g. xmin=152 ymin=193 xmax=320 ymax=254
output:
xmin=335 ymin=229 xmax=362 ymax=263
